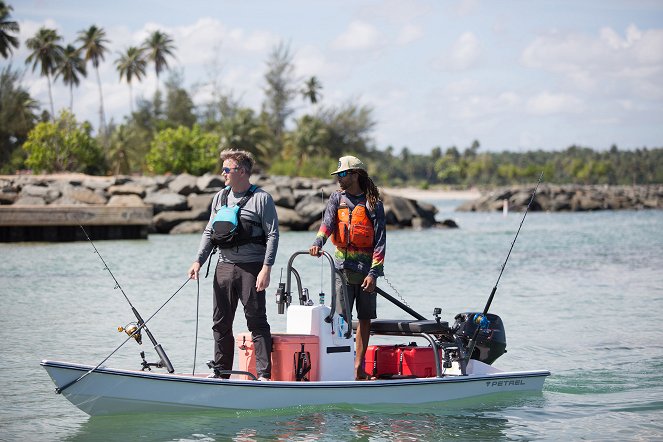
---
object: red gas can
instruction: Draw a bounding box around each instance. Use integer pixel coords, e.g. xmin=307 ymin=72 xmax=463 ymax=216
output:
xmin=364 ymin=344 xmax=440 ymax=378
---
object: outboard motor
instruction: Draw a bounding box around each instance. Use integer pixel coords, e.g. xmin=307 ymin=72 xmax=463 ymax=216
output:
xmin=453 ymin=312 xmax=507 ymax=365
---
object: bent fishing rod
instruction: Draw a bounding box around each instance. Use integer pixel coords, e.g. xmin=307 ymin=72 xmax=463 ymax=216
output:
xmin=56 ymin=226 xmax=186 ymax=393
xmin=462 ymin=172 xmax=544 ymax=372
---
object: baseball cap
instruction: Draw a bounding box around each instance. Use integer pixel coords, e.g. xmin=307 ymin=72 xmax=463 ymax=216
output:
xmin=331 ymin=155 xmax=367 ymax=175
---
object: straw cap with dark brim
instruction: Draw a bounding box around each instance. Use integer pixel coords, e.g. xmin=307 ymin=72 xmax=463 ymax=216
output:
xmin=331 ymin=155 xmax=367 ymax=175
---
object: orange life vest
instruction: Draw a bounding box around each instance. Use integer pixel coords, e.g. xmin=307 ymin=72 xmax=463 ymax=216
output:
xmin=331 ymin=199 xmax=374 ymax=249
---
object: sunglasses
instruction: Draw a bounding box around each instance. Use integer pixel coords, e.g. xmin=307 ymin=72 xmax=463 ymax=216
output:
xmin=222 ymin=167 xmax=241 ymax=174
xmin=337 ymin=170 xmax=354 ymax=178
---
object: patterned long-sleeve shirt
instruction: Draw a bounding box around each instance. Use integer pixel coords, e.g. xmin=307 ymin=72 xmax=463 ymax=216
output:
xmin=312 ymin=190 xmax=386 ymax=279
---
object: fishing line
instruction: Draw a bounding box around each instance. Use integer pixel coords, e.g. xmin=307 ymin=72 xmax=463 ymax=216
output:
xmin=55 ymin=276 xmax=191 ymax=394
xmin=192 ymin=276 xmax=200 ymax=376
xmin=320 ymin=189 xmax=325 ymax=294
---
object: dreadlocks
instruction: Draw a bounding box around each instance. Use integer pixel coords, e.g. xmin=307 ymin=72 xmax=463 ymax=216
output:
xmin=356 ymin=169 xmax=381 ymax=211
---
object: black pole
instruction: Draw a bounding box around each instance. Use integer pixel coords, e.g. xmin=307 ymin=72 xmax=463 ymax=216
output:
xmin=462 ymin=173 xmax=543 ymax=372
xmin=375 ymin=287 xmax=426 ymax=320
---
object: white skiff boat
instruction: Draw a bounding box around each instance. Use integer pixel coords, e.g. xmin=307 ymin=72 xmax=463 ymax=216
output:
xmin=41 ymin=250 xmax=550 ymax=416
xmin=41 ymin=359 xmax=549 ymax=415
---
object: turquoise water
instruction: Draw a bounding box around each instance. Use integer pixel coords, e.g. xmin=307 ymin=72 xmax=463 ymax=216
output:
xmin=1 ymin=201 xmax=662 ymax=441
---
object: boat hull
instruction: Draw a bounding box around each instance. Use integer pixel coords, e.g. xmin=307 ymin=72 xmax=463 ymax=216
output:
xmin=41 ymin=360 xmax=550 ymax=416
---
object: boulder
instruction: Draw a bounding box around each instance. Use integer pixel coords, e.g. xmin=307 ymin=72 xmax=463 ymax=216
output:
xmin=196 ymin=174 xmax=224 ymax=193
xmin=382 ymin=193 xmax=418 ymax=226
xmin=153 ymin=210 xmax=199 ymax=233
xmin=168 ymin=173 xmax=199 ymax=195
xmin=144 ymin=191 xmax=188 ymax=214
xmin=82 ymin=177 xmax=115 ymax=191
xmin=21 ymin=184 xmax=61 ymax=203
xmin=276 ymin=206 xmax=310 ymax=230
xmin=13 ymin=195 xmax=47 ymax=205
xmin=294 ymin=194 xmax=326 ymax=225
xmin=187 ymin=193 xmax=214 ymax=214
xmin=107 ymin=195 xmax=146 ymax=206
xmin=62 ymin=186 xmax=107 ymax=204
xmin=107 ymin=183 xmax=146 ymax=198
xmin=262 ymin=184 xmax=296 ymax=208
xmin=0 ymin=187 xmax=19 ymax=205
xmin=170 ymin=220 xmax=207 ymax=234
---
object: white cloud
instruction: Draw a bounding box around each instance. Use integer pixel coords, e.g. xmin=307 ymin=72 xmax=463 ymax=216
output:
xmin=396 ymin=24 xmax=424 ymax=46
xmin=361 ymin=0 xmax=431 ymax=24
xmin=526 ymin=91 xmax=584 ymax=115
xmin=331 ymin=20 xmax=383 ymax=51
xmin=433 ymin=31 xmax=481 ymax=71
xmin=455 ymin=0 xmax=479 ymax=17
xmin=521 ymin=25 xmax=663 ymax=99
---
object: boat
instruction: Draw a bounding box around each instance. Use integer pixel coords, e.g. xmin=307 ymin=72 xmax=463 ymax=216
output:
xmin=42 ymin=249 xmax=550 ymax=416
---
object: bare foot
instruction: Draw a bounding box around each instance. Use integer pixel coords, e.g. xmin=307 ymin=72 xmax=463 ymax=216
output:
xmin=355 ymin=369 xmax=377 ymax=381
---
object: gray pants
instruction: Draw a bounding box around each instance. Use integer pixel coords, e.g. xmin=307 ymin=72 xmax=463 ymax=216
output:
xmin=213 ymin=261 xmax=272 ymax=378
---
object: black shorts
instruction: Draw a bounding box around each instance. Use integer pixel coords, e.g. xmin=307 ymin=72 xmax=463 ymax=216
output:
xmin=335 ymin=270 xmax=377 ymax=320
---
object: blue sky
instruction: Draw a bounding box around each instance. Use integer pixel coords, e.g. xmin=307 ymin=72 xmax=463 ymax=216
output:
xmin=6 ymin=0 xmax=663 ymax=154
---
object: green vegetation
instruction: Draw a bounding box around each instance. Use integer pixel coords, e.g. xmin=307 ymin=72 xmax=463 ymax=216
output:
xmin=22 ymin=110 xmax=105 ymax=174
xmin=1 ymin=2 xmax=661 ymax=185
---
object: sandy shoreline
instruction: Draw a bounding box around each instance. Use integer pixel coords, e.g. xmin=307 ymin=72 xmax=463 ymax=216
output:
xmin=382 ymin=187 xmax=481 ymax=201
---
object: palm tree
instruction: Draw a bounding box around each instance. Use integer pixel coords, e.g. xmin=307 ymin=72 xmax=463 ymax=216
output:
xmin=25 ymin=27 xmax=64 ymax=118
xmin=56 ymin=44 xmax=87 ymax=111
xmin=115 ymin=46 xmax=147 ymax=113
xmin=77 ymin=25 xmax=109 ymax=134
xmin=301 ymin=76 xmax=323 ymax=105
xmin=142 ymin=30 xmax=175 ymax=93
xmin=0 ymin=1 xmax=19 ymax=58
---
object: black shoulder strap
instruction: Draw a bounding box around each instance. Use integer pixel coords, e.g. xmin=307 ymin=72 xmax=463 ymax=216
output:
xmin=218 ymin=185 xmax=257 ymax=209
xmin=236 ymin=184 xmax=258 ymax=209
xmin=219 ymin=186 xmax=231 ymax=207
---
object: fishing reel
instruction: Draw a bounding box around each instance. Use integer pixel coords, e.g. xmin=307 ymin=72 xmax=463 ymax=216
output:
xmin=118 ymin=322 xmax=142 ymax=345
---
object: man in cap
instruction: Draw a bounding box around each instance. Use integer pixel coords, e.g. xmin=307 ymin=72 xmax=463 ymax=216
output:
xmin=309 ymin=155 xmax=386 ymax=380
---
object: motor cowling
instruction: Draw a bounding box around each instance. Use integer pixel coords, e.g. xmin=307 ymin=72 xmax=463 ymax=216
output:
xmin=452 ymin=312 xmax=507 ymax=365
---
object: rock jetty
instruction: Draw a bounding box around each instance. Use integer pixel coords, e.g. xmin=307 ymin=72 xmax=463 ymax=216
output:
xmin=457 ymin=184 xmax=663 ymax=212
xmin=0 ymin=173 xmax=451 ymax=235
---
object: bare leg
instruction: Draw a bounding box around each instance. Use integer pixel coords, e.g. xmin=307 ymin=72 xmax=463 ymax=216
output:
xmin=355 ymin=319 xmax=372 ymax=379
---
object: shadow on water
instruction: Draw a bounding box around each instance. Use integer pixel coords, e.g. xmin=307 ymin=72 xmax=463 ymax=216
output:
xmin=66 ymin=392 xmax=546 ymax=441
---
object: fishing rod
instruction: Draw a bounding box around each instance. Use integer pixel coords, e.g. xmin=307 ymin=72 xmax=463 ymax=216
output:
xmin=78 ymin=225 xmax=175 ymax=374
xmin=55 ymin=275 xmax=190 ymax=394
xmin=61 ymin=226 xmax=178 ymax=377
xmin=461 ymin=172 xmax=544 ymax=373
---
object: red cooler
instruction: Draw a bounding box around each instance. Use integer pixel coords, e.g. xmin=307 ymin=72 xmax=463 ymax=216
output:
xmin=236 ymin=332 xmax=319 ymax=381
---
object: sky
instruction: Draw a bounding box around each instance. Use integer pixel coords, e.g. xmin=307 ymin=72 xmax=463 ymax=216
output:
xmin=5 ymin=0 xmax=663 ymax=154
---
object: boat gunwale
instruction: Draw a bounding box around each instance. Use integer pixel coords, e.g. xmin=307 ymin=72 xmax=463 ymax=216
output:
xmin=41 ymin=359 xmax=551 ymax=389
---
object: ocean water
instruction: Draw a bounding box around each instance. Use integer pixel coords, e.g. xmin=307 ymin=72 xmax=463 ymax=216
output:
xmin=1 ymin=200 xmax=662 ymax=441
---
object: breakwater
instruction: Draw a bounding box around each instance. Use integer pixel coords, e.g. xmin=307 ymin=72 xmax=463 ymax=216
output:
xmin=457 ymin=184 xmax=662 ymax=212
xmin=0 ymin=173 xmax=448 ymax=241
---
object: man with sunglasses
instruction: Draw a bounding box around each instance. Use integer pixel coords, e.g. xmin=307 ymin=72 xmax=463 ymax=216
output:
xmin=309 ymin=155 xmax=386 ymax=380
xmin=188 ymin=149 xmax=279 ymax=381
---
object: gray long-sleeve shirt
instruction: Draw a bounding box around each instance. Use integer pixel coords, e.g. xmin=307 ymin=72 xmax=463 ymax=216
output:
xmin=195 ymin=186 xmax=279 ymax=266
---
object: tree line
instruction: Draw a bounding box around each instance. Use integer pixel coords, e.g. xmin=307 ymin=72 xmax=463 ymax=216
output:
xmin=1 ymin=2 xmax=661 ymax=186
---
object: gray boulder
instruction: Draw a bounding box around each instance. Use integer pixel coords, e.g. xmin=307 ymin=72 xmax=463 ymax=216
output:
xmin=170 ymin=220 xmax=207 ymax=234
xmin=169 ymin=173 xmax=199 ymax=195
xmin=144 ymin=191 xmax=188 ymax=214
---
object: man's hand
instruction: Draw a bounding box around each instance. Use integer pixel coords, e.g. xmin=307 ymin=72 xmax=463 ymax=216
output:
xmin=188 ymin=262 xmax=201 ymax=280
xmin=361 ymin=274 xmax=376 ymax=293
xmin=256 ymin=265 xmax=272 ymax=292
xmin=309 ymin=245 xmax=322 ymax=256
